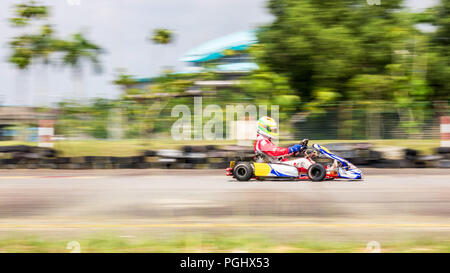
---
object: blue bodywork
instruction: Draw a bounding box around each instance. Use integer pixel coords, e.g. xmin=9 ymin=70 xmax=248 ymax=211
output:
xmin=313 ymin=144 xmax=363 ymax=179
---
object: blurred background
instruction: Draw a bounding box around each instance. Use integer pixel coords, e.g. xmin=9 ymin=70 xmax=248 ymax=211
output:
xmin=0 ymin=0 xmax=449 ymax=253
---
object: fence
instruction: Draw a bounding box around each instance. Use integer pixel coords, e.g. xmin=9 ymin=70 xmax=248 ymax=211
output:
xmin=1 ymin=101 xmax=448 ymax=142
xmin=292 ymin=101 xmax=448 ymax=140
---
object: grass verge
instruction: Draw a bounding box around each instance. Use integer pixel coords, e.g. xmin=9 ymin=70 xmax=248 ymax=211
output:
xmin=0 ymin=233 xmax=448 ymax=253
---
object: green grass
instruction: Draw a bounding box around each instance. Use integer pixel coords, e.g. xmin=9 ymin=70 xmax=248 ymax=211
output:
xmin=0 ymin=234 xmax=448 ymax=253
xmin=0 ymin=139 xmax=439 ymax=157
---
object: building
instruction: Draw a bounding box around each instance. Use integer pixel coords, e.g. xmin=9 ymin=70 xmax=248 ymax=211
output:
xmin=180 ymin=30 xmax=258 ymax=73
xmin=0 ymin=107 xmax=55 ymax=141
xmin=131 ymin=30 xmax=259 ymax=96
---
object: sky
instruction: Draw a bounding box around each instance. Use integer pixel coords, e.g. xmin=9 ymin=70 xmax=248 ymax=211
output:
xmin=0 ymin=0 xmax=439 ymax=106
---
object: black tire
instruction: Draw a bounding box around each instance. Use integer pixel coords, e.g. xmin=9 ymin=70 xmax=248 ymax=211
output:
xmin=437 ymin=147 xmax=450 ymax=154
xmin=233 ymin=162 xmax=253 ymax=181
xmin=307 ymin=163 xmax=326 ymax=181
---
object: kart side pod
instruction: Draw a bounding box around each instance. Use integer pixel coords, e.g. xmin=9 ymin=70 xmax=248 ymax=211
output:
xmin=254 ymin=162 xmax=299 ymax=178
xmin=231 ymin=161 xmax=299 ymax=181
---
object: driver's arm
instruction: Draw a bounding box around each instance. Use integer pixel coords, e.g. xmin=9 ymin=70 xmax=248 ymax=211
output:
xmin=258 ymin=139 xmax=304 ymax=157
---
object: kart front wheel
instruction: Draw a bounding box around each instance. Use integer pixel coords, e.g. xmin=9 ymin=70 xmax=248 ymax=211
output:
xmin=233 ymin=162 xmax=253 ymax=181
xmin=308 ymin=163 xmax=326 ymax=181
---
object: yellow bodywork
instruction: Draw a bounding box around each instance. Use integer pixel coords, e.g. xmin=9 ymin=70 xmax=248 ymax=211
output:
xmin=253 ymin=163 xmax=272 ymax=176
xmin=230 ymin=161 xmax=272 ymax=176
xmin=229 ymin=161 xmax=235 ymax=168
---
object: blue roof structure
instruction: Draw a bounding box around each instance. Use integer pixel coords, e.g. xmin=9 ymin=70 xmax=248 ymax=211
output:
xmin=180 ymin=30 xmax=258 ymax=63
xmin=134 ymin=30 xmax=259 ymax=83
xmin=214 ymin=62 xmax=259 ymax=72
xmin=137 ymin=77 xmax=152 ymax=83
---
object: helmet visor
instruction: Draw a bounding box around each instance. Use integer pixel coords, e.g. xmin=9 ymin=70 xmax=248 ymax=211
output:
xmin=268 ymin=126 xmax=278 ymax=135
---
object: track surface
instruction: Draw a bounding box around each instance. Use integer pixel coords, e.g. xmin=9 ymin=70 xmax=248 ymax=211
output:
xmin=0 ymin=169 xmax=449 ymax=240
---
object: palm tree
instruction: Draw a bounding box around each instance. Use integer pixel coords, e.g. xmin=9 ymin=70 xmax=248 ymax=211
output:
xmin=58 ymin=32 xmax=103 ymax=104
xmin=31 ymin=25 xmax=55 ymax=65
xmin=9 ymin=35 xmax=33 ymax=69
xmin=9 ymin=35 xmax=33 ymax=105
xmin=30 ymin=24 xmax=56 ymax=106
xmin=151 ymin=29 xmax=173 ymax=45
xmin=8 ymin=1 xmax=49 ymax=106
xmin=150 ymin=29 xmax=174 ymax=71
xmin=10 ymin=1 xmax=48 ymax=27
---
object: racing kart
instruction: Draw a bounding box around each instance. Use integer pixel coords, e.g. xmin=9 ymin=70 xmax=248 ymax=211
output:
xmin=226 ymin=142 xmax=363 ymax=182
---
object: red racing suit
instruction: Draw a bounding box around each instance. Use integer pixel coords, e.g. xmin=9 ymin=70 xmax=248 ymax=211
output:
xmin=254 ymin=134 xmax=315 ymax=172
xmin=254 ymin=134 xmax=290 ymax=159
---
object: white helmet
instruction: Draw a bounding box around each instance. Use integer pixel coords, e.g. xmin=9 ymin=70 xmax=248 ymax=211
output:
xmin=257 ymin=116 xmax=279 ymax=139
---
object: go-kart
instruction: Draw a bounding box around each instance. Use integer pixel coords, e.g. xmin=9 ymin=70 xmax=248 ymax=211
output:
xmin=226 ymin=142 xmax=363 ymax=182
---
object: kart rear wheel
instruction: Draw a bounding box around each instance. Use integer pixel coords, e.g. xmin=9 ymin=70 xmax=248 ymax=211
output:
xmin=307 ymin=163 xmax=326 ymax=181
xmin=233 ymin=162 xmax=253 ymax=181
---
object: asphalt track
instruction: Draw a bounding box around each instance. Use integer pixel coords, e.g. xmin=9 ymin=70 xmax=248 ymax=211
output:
xmin=0 ymin=168 xmax=449 ymax=240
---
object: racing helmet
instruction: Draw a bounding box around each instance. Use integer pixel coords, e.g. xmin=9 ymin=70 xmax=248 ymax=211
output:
xmin=257 ymin=116 xmax=279 ymax=139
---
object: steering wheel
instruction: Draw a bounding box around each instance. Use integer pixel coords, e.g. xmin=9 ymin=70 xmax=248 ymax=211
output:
xmin=293 ymin=139 xmax=309 ymax=157
xmin=300 ymin=139 xmax=309 ymax=147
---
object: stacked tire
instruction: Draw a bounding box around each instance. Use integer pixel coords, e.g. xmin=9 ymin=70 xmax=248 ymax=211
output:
xmin=437 ymin=147 xmax=450 ymax=168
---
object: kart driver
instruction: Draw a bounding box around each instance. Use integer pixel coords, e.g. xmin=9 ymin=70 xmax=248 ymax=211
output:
xmin=254 ymin=116 xmax=316 ymax=170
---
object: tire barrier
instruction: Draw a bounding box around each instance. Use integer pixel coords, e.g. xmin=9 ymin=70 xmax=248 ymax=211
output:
xmin=0 ymin=144 xmax=449 ymax=169
xmin=436 ymin=146 xmax=450 ymax=168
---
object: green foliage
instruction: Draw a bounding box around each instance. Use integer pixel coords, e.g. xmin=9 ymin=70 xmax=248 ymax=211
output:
xmin=8 ymin=36 xmax=34 ymax=69
xmin=8 ymin=1 xmax=103 ymax=78
xmin=222 ymin=49 xmax=237 ymax=56
xmin=151 ymin=29 xmax=173 ymax=45
xmin=253 ymin=0 xmax=448 ymax=138
xmin=240 ymin=44 xmax=298 ymax=110
xmin=257 ymin=0 xmax=418 ymax=100
xmin=8 ymin=1 xmax=50 ymax=70
xmin=113 ymin=71 xmax=139 ymax=89
xmin=31 ymin=25 xmax=56 ymax=64
xmin=56 ymin=33 xmax=103 ymax=73
xmin=424 ymin=0 xmax=450 ymax=100
xmin=56 ymin=99 xmax=117 ymax=139
xmin=305 ymin=87 xmax=341 ymax=114
xmin=10 ymin=1 xmax=49 ymax=27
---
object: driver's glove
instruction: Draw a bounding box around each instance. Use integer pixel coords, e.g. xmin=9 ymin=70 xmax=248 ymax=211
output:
xmin=288 ymin=144 xmax=305 ymax=154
